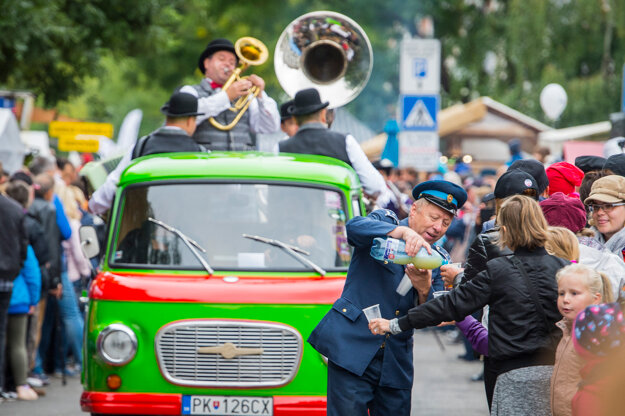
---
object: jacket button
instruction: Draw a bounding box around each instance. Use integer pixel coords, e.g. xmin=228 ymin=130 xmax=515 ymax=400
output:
xmin=395 ymin=310 xmax=400 ymax=316
xmin=386 ymin=333 xmax=390 ymax=338
xmin=380 ymin=342 xmax=385 ymax=349
xmin=342 ymin=308 xmax=347 ymax=313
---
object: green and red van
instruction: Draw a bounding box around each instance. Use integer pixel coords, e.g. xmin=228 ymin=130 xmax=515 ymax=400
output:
xmin=79 ymin=152 xmax=363 ymax=416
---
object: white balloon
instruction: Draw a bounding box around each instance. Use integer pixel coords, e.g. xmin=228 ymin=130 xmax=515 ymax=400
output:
xmin=540 ymin=83 xmax=567 ymax=120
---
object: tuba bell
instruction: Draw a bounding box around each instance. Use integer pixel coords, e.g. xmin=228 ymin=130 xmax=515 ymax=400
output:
xmin=274 ymin=11 xmax=373 ymax=108
xmin=208 ymin=36 xmax=269 ymax=131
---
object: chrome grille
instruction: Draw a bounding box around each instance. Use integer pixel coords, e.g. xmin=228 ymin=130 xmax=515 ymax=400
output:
xmin=155 ymin=320 xmax=302 ymax=387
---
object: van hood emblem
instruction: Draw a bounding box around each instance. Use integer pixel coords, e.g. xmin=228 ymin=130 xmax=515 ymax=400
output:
xmin=197 ymin=342 xmax=264 ymax=359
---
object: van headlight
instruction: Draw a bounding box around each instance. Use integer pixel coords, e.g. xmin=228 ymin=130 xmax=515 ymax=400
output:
xmin=96 ymin=324 xmax=137 ymax=366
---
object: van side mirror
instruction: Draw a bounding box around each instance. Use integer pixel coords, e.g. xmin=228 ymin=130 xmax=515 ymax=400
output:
xmin=80 ymin=226 xmax=101 ymax=259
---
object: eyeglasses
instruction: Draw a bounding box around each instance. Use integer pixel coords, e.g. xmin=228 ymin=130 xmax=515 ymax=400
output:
xmin=587 ymin=202 xmax=625 ymax=213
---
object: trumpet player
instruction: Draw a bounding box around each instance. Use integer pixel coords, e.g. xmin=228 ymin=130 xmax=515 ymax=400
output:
xmin=181 ymin=38 xmax=280 ymax=151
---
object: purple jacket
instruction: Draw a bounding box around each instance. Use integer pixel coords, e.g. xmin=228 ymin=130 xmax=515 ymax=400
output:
xmin=455 ymin=315 xmax=488 ymax=356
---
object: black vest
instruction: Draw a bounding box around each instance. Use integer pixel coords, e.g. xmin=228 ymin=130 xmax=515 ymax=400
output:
xmin=132 ymin=127 xmax=201 ymax=160
xmin=278 ymin=124 xmax=352 ymax=167
xmin=191 ymin=79 xmax=255 ymax=151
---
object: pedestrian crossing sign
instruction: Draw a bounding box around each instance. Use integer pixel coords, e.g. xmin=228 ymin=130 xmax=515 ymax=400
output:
xmin=401 ymin=95 xmax=439 ymax=131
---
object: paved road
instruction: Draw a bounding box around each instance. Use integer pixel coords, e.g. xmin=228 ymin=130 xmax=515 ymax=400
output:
xmin=411 ymin=328 xmax=489 ymax=415
xmin=2 ymin=372 xmax=83 ymax=415
xmin=3 ymin=329 xmax=488 ymax=415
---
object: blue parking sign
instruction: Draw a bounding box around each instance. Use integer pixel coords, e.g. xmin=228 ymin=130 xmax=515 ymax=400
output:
xmin=414 ymin=58 xmax=427 ymax=78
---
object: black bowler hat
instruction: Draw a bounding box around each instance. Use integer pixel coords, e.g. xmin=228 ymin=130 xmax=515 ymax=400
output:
xmin=603 ymin=153 xmax=625 ymax=177
xmin=575 ymin=155 xmax=606 ymax=174
xmin=197 ymin=38 xmax=237 ymax=73
xmin=509 ymin=159 xmax=549 ymax=194
xmin=280 ymin=100 xmax=295 ymax=121
xmin=160 ymin=92 xmax=205 ymax=117
xmin=412 ymin=180 xmax=467 ymax=215
xmin=290 ymin=88 xmax=329 ymax=116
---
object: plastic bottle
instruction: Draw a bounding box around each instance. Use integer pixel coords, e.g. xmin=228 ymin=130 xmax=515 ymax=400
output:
xmin=370 ymin=237 xmax=448 ymax=269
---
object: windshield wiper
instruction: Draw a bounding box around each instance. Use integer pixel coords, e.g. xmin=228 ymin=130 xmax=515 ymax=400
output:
xmin=243 ymin=234 xmax=326 ymax=276
xmin=148 ymin=217 xmax=214 ymax=275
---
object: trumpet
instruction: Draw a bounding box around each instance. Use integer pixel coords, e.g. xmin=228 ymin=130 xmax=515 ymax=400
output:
xmin=208 ymin=36 xmax=269 ymax=131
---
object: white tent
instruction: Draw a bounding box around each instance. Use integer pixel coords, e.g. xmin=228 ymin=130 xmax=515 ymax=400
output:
xmin=0 ymin=109 xmax=25 ymax=173
xmin=20 ymin=131 xmax=52 ymax=159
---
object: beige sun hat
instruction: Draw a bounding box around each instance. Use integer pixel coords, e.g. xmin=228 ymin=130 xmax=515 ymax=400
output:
xmin=584 ymin=175 xmax=625 ymax=204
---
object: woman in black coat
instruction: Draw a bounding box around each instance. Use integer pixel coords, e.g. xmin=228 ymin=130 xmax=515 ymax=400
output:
xmin=370 ymin=195 xmax=568 ymax=416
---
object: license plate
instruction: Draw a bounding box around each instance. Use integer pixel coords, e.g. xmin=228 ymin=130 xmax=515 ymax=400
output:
xmin=182 ymin=395 xmax=273 ymax=415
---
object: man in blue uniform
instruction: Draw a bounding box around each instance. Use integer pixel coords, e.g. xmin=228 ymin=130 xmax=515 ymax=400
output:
xmin=308 ymin=180 xmax=467 ymax=415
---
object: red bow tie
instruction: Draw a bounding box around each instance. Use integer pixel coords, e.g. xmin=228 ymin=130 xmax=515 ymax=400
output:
xmin=210 ymin=81 xmax=223 ymax=89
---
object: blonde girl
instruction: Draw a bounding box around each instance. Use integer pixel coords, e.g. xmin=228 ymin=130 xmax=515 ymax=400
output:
xmin=550 ymin=264 xmax=613 ymax=416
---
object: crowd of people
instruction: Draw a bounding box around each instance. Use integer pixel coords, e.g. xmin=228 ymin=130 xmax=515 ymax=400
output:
xmin=0 ymin=156 xmax=97 ymax=403
xmin=363 ymin=153 xmax=625 ymax=415
xmin=1 ymin=33 xmax=625 ymax=416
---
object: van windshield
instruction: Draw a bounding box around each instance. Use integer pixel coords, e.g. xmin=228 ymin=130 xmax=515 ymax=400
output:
xmin=110 ymin=182 xmax=352 ymax=271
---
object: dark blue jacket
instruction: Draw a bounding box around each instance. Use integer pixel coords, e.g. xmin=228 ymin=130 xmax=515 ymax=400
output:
xmin=308 ymin=209 xmax=446 ymax=389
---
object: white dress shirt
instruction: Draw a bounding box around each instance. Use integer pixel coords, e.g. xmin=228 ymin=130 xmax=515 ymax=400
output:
xmin=180 ymin=82 xmax=280 ymax=134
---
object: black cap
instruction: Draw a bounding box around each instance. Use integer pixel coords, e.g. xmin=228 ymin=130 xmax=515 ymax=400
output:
xmin=508 ymin=159 xmax=548 ymax=194
xmin=492 ymin=169 xmax=539 ymax=200
xmin=160 ymin=92 xmax=205 ymax=117
xmin=290 ymin=88 xmax=329 ymax=116
xmin=373 ymin=159 xmax=394 ymax=175
xmin=197 ymin=38 xmax=237 ymax=73
xmin=280 ymin=100 xmax=295 ymax=121
xmin=603 ymin=153 xmax=625 ymax=177
xmin=575 ymin=155 xmax=606 ymax=173
xmin=412 ymin=180 xmax=468 ymax=215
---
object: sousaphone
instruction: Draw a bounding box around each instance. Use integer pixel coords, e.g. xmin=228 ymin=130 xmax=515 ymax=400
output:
xmin=275 ymin=11 xmax=373 ymax=107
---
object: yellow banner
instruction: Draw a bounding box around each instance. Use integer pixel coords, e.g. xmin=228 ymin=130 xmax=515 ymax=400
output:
xmin=49 ymin=121 xmax=113 ymax=138
xmin=58 ymin=135 xmax=100 ymax=153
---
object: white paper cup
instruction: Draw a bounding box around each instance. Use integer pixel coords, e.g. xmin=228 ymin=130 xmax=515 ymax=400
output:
xmin=362 ymin=304 xmax=381 ymax=322
xmin=396 ymin=274 xmax=413 ymax=296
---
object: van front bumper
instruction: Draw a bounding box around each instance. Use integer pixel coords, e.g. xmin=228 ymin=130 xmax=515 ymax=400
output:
xmin=81 ymin=391 xmax=326 ymax=415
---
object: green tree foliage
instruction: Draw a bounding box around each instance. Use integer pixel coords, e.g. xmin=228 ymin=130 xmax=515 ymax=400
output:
xmin=0 ymin=0 xmax=164 ymax=105
xmin=427 ymin=0 xmax=625 ymax=126
xmin=3 ymin=0 xmax=625 ymax=136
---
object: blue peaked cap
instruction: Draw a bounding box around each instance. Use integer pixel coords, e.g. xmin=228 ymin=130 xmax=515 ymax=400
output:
xmin=412 ymin=180 xmax=468 ymax=215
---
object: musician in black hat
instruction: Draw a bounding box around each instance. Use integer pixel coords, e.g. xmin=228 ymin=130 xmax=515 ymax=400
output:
xmin=278 ymin=88 xmax=387 ymax=197
xmin=88 ymin=91 xmax=204 ymax=214
xmin=279 ymin=99 xmax=298 ymax=138
xmin=180 ymin=38 xmax=280 ymax=151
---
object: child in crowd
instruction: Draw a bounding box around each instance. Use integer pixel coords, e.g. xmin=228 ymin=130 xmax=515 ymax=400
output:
xmin=571 ymin=297 xmax=625 ymax=415
xmin=550 ymin=264 xmax=613 ymax=416
xmin=455 ymin=226 xmax=581 ymax=359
